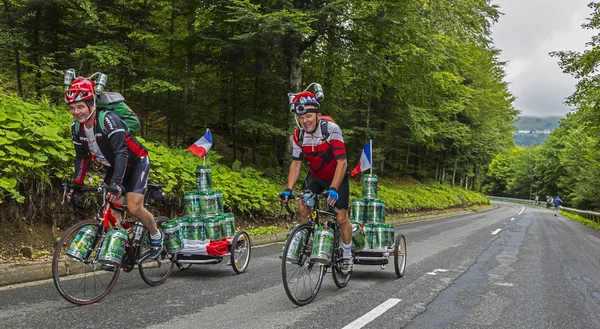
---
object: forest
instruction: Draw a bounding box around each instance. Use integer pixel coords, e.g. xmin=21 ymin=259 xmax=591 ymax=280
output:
xmin=0 ymin=0 xmax=517 ymax=192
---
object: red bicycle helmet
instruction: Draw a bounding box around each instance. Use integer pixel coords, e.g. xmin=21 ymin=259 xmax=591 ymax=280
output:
xmin=65 ymin=78 xmax=95 ymax=104
xmin=291 ymin=91 xmax=320 ymax=114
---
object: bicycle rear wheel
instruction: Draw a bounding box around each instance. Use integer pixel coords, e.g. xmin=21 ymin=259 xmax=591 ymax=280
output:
xmin=138 ymin=216 xmax=174 ymax=286
xmin=394 ymin=233 xmax=407 ymax=278
xmin=281 ymin=223 xmax=325 ymax=306
xmin=52 ymin=219 xmax=120 ymax=305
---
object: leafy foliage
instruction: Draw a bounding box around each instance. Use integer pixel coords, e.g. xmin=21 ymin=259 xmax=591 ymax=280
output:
xmin=0 ymin=0 xmax=516 ymax=190
xmin=0 ymin=95 xmax=73 ymax=203
xmin=350 ymin=178 xmax=489 ymax=214
xmin=0 ymin=95 xmax=279 ymax=217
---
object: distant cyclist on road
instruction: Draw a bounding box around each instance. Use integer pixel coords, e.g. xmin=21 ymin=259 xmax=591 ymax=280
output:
xmin=554 ymin=195 xmax=563 ymax=216
xmin=279 ymin=90 xmax=353 ymax=274
xmin=64 ymin=76 xmax=163 ymax=259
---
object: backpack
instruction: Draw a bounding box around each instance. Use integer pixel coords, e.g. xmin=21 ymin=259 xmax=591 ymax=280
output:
xmin=96 ymin=92 xmax=140 ymax=133
xmin=295 ymin=116 xmax=335 ymax=147
xmin=75 ymin=92 xmax=141 ymax=134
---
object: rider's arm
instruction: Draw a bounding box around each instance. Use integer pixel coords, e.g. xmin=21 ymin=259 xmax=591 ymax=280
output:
xmin=71 ymin=122 xmax=90 ymax=185
xmin=287 ymin=130 xmax=305 ymax=190
xmin=103 ymin=112 xmax=128 ymax=185
xmin=287 ymin=160 xmax=302 ymax=190
xmin=327 ymin=122 xmax=348 ymax=190
xmin=329 ymin=158 xmax=347 ymax=190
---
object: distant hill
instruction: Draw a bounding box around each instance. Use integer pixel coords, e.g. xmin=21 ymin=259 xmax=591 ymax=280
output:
xmin=515 ymin=116 xmax=562 ymax=131
xmin=513 ymin=116 xmax=563 ymax=147
xmin=513 ymin=133 xmax=548 ymax=147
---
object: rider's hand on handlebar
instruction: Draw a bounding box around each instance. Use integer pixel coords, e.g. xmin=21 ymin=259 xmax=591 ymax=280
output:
xmin=107 ymin=182 xmax=125 ymax=203
xmin=326 ymin=187 xmax=338 ymax=206
xmin=65 ymin=182 xmax=82 ymax=202
xmin=279 ymin=188 xmax=292 ymax=204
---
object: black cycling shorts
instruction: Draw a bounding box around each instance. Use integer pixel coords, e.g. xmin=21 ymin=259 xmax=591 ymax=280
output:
xmin=301 ymin=171 xmax=349 ymax=210
xmin=105 ymin=157 xmax=150 ymax=194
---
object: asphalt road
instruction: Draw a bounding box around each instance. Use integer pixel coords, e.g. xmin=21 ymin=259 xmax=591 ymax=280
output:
xmin=2 ymin=202 xmax=600 ymax=329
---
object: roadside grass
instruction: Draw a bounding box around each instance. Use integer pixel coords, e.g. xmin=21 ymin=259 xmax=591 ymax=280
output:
xmin=561 ymin=212 xmax=600 ymax=232
xmin=245 ymin=225 xmax=287 ymax=236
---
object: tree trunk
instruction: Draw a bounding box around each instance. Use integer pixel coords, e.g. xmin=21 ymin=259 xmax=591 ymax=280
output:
xmin=405 ymin=144 xmax=411 ymax=175
xmin=31 ymin=9 xmax=42 ymax=98
xmin=166 ymin=1 xmax=175 ymax=146
xmin=441 ymin=167 xmax=446 ymax=184
xmin=4 ymin=0 xmax=24 ymax=97
xmin=14 ymin=49 xmax=22 ymax=96
xmin=452 ymin=160 xmax=458 ymax=185
xmin=252 ymin=56 xmax=259 ymax=165
xmin=285 ymin=44 xmax=302 ymax=159
xmin=141 ymin=0 xmax=149 ymax=137
xmin=232 ymin=73 xmax=239 ymax=161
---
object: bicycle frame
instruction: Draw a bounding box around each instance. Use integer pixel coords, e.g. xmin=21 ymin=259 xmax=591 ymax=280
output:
xmin=285 ymin=191 xmax=343 ymax=266
xmin=60 ymin=183 xmax=160 ymax=266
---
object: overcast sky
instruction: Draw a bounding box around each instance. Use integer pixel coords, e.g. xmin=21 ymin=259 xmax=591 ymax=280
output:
xmin=491 ymin=0 xmax=597 ymax=117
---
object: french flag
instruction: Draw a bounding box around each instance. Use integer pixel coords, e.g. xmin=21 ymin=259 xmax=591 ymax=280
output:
xmin=187 ymin=129 xmax=213 ymax=158
xmin=351 ymin=140 xmax=372 ymax=177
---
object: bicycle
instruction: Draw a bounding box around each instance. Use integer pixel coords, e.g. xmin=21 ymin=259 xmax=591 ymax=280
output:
xmin=281 ymin=191 xmax=351 ymax=306
xmin=52 ymin=183 xmax=174 ymax=305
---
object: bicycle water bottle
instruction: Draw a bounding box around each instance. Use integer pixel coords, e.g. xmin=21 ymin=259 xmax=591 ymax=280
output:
xmin=133 ymin=222 xmax=145 ymax=242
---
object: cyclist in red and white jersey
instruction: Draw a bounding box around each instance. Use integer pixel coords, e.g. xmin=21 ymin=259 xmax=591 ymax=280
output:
xmin=279 ymin=91 xmax=353 ymax=274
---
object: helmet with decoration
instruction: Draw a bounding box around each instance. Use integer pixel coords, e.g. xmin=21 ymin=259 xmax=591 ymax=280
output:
xmin=291 ymin=91 xmax=320 ymax=115
xmin=65 ymin=78 xmax=95 ymax=104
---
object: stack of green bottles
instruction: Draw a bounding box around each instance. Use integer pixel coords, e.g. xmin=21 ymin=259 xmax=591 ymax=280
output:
xmin=350 ymin=174 xmax=385 ymax=223
xmin=184 ymin=190 xmax=224 ymax=218
xmin=168 ymin=213 xmax=236 ymax=243
xmin=349 ymin=174 xmax=394 ymax=250
xmin=167 ymin=164 xmax=238 ymax=255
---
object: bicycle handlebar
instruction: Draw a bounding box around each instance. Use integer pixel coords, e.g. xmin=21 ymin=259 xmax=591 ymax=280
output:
xmin=281 ymin=191 xmax=331 ymax=216
xmin=61 ymin=183 xmax=165 ymax=205
xmin=61 ymin=183 xmax=107 ymax=205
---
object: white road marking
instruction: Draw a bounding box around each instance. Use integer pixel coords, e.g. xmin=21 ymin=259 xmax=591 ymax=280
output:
xmin=492 ymin=229 xmax=502 ymax=235
xmin=342 ymin=298 xmax=402 ymax=329
xmin=495 ymin=282 xmax=514 ymax=287
xmin=510 ymin=217 xmax=515 ymax=221
xmin=518 ymin=207 xmax=524 ymax=215
xmin=427 ymin=269 xmax=449 ymax=275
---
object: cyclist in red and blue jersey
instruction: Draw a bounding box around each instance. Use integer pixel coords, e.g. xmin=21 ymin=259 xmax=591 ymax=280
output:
xmin=64 ymin=77 xmax=163 ymax=260
xmin=279 ymin=90 xmax=353 ymax=274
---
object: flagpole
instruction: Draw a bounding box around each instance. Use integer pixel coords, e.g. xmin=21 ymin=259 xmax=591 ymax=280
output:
xmin=203 ymin=156 xmax=206 ymax=166
xmin=369 ymin=139 xmax=373 ymax=175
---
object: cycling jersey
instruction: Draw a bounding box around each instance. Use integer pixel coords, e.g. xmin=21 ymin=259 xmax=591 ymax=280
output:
xmin=71 ymin=111 xmax=148 ymax=186
xmin=292 ymin=120 xmax=347 ymax=180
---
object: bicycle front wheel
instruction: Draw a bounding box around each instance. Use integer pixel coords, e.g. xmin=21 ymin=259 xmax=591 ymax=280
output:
xmin=138 ymin=216 xmax=174 ymax=286
xmin=281 ymin=223 xmax=325 ymax=306
xmin=52 ymin=219 xmax=120 ymax=305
